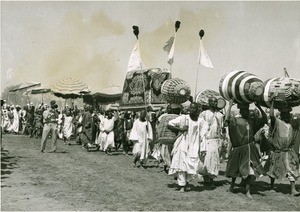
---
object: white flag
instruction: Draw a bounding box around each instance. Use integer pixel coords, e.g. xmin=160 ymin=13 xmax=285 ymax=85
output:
xmin=163 ymin=35 xmax=176 ymax=65
xmin=198 ymin=40 xmax=214 ymax=68
xmin=127 ymin=40 xmax=143 ymax=72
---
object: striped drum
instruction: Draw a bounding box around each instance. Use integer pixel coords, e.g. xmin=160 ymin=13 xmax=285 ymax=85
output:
xmin=195 ymin=90 xmax=226 ymax=110
xmin=219 ymin=70 xmax=263 ymax=104
xmin=261 ymin=77 xmax=300 ymax=108
xmin=161 ymin=78 xmax=191 ymax=104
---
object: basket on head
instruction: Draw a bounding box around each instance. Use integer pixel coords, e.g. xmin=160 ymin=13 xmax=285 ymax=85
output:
xmin=161 ymin=78 xmax=191 ymax=104
xmin=260 ymin=77 xmax=300 ymax=109
xmin=195 ymin=89 xmax=226 ymax=110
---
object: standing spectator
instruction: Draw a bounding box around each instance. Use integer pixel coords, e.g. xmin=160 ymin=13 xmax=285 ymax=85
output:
xmin=20 ymin=106 xmax=27 ymax=135
xmin=147 ymin=108 xmax=157 ymax=152
xmin=123 ymin=111 xmax=134 ymax=155
xmin=61 ymin=108 xmax=74 ymax=145
xmin=91 ymin=108 xmax=99 ymax=144
xmin=99 ymin=110 xmax=115 ymax=155
xmin=96 ymin=109 xmax=105 ymax=151
xmin=1 ymin=104 xmax=10 ymax=133
xmin=114 ymin=111 xmax=125 ymax=152
xmin=129 ymin=109 xmax=153 ymax=167
xmin=7 ymin=105 xmax=20 ymax=134
xmin=32 ymin=107 xmax=43 ymax=139
xmin=40 ymin=100 xmax=59 ymax=153
xmin=74 ymin=109 xmax=84 ymax=145
xmin=26 ymin=103 xmax=35 ymax=137
xmin=81 ymin=105 xmax=93 ymax=148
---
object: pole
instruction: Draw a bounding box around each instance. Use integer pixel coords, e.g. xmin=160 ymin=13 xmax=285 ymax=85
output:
xmin=138 ymin=40 xmax=147 ymax=112
xmin=169 ymin=32 xmax=176 ymax=74
xmin=194 ymin=38 xmax=201 ymax=99
xmin=194 ymin=29 xmax=206 ymax=100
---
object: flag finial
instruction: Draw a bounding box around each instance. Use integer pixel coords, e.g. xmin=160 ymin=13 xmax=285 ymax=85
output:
xmin=199 ymin=29 xmax=205 ymax=39
xmin=284 ymin=67 xmax=289 ymax=78
xmin=175 ymin=21 xmax=181 ymax=32
xmin=132 ymin=25 xmax=139 ymax=39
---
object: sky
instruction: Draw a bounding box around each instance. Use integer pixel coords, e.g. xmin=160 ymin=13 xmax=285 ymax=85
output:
xmin=1 ymin=1 xmax=300 ymax=101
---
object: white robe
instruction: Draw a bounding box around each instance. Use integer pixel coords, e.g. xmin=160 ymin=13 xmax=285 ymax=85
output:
xmin=129 ymin=119 xmax=153 ymax=161
xmin=168 ymin=115 xmax=206 ymax=175
xmin=99 ymin=118 xmax=115 ymax=151
xmin=62 ymin=115 xmax=73 ymax=139
xmin=1 ymin=109 xmax=10 ymax=130
xmin=7 ymin=109 xmax=19 ymax=133
xmin=198 ymin=110 xmax=223 ymax=177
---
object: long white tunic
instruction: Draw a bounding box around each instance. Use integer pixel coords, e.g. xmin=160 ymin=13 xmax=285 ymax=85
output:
xmin=7 ymin=109 xmax=19 ymax=133
xmin=168 ymin=115 xmax=205 ymax=175
xmin=129 ymin=119 xmax=153 ymax=161
xmin=198 ymin=110 xmax=223 ymax=177
xmin=100 ymin=118 xmax=115 ymax=151
xmin=62 ymin=115 xmax=73 ymax=139
xmin=1 ymin=109 xmax=10 ymax=130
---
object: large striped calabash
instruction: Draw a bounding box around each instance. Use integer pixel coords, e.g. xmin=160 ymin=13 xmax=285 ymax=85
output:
xmin=219 ymin=70 xmax=263 ymax=104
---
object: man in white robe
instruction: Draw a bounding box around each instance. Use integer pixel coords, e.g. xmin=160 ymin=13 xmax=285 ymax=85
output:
xmin=99 ymin=111 xmax=115 ymax=154
xmin=198 ymin=97 xmax=224 ymax=186
xmin=129 ymin=109 xmax=153 ymax=167
xmin=168 ymin=102 xmax=206 ymax=192
xmin=7 ymin=106 xmax=20 ymax=134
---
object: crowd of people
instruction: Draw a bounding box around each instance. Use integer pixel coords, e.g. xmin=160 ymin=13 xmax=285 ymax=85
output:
xmin=1 ymin=97 xmax=300 ymax=198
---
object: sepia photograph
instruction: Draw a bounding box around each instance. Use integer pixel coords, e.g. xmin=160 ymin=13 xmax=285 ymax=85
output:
xmin=1 ymin=1 xmax=300 ymax=211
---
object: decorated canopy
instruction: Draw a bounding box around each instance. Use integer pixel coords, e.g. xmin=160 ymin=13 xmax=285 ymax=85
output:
xmin=52 ymin=78 xmax=90 ymax=99
xmin=119 ymin=68 xmax=171 ymax=111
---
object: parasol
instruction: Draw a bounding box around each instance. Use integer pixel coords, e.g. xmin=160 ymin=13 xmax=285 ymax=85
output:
xmin=52 ymin=78 xmax=91 ymax=99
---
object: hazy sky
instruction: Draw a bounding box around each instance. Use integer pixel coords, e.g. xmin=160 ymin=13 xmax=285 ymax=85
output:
xmin=1 ymin=1 xmax=300 ymax=97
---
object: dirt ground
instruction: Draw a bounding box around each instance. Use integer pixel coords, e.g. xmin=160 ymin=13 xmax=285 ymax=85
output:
xmin=1 ymin=134 xmax=300 ymax=211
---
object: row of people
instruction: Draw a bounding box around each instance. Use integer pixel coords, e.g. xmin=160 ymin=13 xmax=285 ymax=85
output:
xmin=3 ymin=98 xmax=299 ymax=198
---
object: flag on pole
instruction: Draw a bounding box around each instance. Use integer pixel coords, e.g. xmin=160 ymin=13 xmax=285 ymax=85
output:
xmin=163 ymin=34 xmax=176 ymax=65
xmin=198 ymin=39 xmax=214 ymax=69
xmin=127 ymin=40 xmax=143 ymax=72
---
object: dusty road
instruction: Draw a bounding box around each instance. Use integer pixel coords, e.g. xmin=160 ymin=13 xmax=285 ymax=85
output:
xmin=1 ymin=134 xmax=299 ymax=211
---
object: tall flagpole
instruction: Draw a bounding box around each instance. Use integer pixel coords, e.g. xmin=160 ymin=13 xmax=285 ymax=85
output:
xmin=194 ymin=29 xmax=205 ymax=99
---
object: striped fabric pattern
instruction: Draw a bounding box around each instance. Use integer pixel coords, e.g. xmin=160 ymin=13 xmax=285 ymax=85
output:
xmin=52 ymin=78 xmax=90 ymax=96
